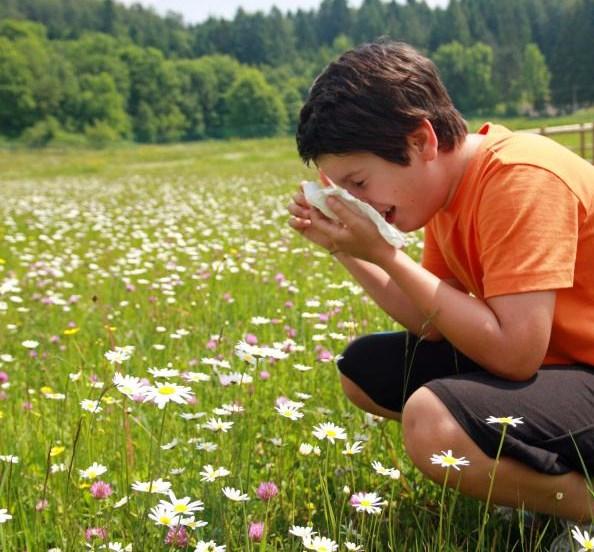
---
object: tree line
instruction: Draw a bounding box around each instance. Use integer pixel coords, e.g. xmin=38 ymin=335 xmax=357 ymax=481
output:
xmin=0 ymin=0 xmax=592 ymax=146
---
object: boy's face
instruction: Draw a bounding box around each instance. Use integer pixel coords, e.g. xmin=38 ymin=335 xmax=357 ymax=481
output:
xmin=316 ymin=149 xmax=447 ymax=232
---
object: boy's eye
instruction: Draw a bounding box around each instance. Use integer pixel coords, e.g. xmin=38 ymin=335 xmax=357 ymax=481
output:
xmin=353 ymin=180 xmax=365 ymax=188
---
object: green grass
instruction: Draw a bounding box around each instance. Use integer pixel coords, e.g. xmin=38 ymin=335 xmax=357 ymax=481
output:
xmin=2 ymin=107 xmax=594 ymax=180
xmin=467 ymin=107 xmax=594 ymax=162
xmin=0 ymin=131 xmax=589 ymax=551
xmin=466 ymin=106 xmax=594 ymax=131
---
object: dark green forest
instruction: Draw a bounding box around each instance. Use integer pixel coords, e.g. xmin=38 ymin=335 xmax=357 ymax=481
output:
xmin=1 ymin=0 xmax=593 ymax=146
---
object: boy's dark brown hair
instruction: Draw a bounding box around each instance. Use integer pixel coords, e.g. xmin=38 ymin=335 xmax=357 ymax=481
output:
xmin=296 ymin=40 xmax=467 ymax=165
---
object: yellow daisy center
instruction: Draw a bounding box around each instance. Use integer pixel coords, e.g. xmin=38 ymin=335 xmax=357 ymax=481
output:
xmin=158 ymin=386 xmax=175 ymax=395
xmin=174 ymin=504 xmax=187 ymax=513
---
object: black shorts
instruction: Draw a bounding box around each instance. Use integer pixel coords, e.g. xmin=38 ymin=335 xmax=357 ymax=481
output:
xmin=336 ymin=331 xmax=594 ymax=477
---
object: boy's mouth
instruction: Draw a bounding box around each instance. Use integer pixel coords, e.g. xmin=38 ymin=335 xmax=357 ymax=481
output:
xmin=382 ymin=206 xmax=396 ymax=224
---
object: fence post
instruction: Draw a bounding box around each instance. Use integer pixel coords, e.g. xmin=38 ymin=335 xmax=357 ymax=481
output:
xmin=580 ymin=123 xmax=586 ymax=159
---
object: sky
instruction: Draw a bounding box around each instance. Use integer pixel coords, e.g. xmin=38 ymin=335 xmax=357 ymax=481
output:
xmin=117 ymin=0 xmax=450 ymax=24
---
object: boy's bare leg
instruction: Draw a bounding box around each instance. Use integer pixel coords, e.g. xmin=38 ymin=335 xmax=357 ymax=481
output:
xmin=340 ymin=375 xmax=594 ymax=522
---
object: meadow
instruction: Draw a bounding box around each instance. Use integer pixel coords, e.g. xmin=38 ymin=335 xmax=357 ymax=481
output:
xmin=0 ymin=129 xmax=590 ymax=551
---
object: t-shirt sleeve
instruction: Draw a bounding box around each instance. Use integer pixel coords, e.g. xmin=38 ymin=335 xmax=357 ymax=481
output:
xmin=421 ymin=223 xmax=455 ymax=279
xmin=478 ymin=165 xmax=579 ymax=298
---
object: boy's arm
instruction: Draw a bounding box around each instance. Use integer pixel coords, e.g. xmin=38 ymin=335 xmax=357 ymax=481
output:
xmin=334 ymin=252 xmax=465 ymax=341
xmin=315 ymin=198 xmax=556 ymax=381
xmin=376 ymin=251 xmax=555 ymax=381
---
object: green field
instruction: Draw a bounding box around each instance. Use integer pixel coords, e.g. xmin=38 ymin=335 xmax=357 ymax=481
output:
xmin=0 ymin=126 xmax=589 ymax=550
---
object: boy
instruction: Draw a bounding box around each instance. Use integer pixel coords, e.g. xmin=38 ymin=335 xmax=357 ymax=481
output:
xmin=288 ymin=41 xmax=594 ymax=528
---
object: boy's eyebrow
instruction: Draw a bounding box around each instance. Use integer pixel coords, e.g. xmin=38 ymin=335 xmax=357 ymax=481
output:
xmin=338 ymin=170 xmax=360 ymax=185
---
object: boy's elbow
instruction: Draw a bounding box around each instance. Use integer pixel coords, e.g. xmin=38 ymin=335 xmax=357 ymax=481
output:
xmin=490 ymin=353 xmax=543 ymax=382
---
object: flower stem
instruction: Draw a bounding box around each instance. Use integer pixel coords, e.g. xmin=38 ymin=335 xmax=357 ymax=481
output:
xmin=477 ymin=424 xmax=508 ymax=551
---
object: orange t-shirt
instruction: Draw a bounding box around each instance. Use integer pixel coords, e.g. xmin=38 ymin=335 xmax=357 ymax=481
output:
xmin=422 ymin=123 xmax=594 ymax=366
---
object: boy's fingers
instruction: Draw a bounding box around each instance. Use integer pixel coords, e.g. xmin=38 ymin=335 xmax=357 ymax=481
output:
xmin=325 ymin=196 xmax=359 ymax=225
xmin=310 ymin=207 xmax=340 ymax=236
xmin=287 ymin=202 xmax=309 ymax=219
xmin=289 ymin=216 xmax=311 ymax=230
xmin=294 ymin=191 xmax=310 ymax=207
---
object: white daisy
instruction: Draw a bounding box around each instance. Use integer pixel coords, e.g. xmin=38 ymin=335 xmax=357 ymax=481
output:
xmin=113 ymin=496 xmax=129 ymax=508
xmin=143 ymin=382 xmax=194 ymax=409
xmin=288 ymin=525 xmax=316 ymax=539
xmin=51 ymin=463 xmax=67 ymax=473
xmin=131 ymin=478 xmax=172 ymax=494
xmin=102 ymin=543 xmax=133 ymax=551
xmin=299 ymin=443 xmax=321 ymax=456
xmin=22 ymin=340 xmax=39 ymax=349
xmin=221 ymin=486 xmax=249 ymax=502
xmin=199 ymin=465 xmax=230 ymax=482
xmin=0 ymin=508 xmax=12 ymax=523
xmin=104 ymin=346 xmax=134 ymax=364
xmin=250 ymin=316 xmax=271 ymax=325
xmin=148 ymin=367 xmax=179 ymax=379
xmin=178 ymin=516 xmax=208 ymax=529
xmin=113 ymin=373 xmax=147 ymax=399
xmin=80 ymin=399 xmax=102 ymax=413
xmin=79 ymin=462 xmax=108 ymax=480
xmin=486 ymin=416 xmax=524 ymax=427
xmin=430 ymin=450 xmax=471 ymax=471
xmin=312 ymin=422 xmax=347 ymax=443
xmin=572 ymin=526 xmax=594 ymax=551
xmin=160 ymin=438 xmax=179 ymax=450
xmin=342 ymin=441 xmax=364 ymax=455
xmin=194 ymin=541 xmax=225 ymax=552
xmin=257 ymin=346 xmax=289 ymax=360
xmin=234 ymin=341 xmax=259 ymax=365
xmin=350 ymin=492 xmax=384 ymax=514
xmin=148 ymin=503 xmax=180 ymax=527
xmin=202 ymin=417 xmax=234 ymax=432
xmin=371 ymin=460 xmax=400 ymax=479
xmin=183 ymin=371 xmax=210 ymax=383
xmin=303 ymin=535 xmax=338 ymax=551
xmin=159 ymin=490 xmax=204 ymax=515
xmin=0 ymin=455 xmax=19 ymax=464
xmin=220 ymin=403 xmax=244 ymax=414
xmin=275 ymin=402 xmax=304 ymax=420
xmin=218 ymin=372 xmax=253 ymax=386
xmin=201 ymin=358 xmax=231 ymax=369
xmin=195 ymin=441 xmax=218 ymax=452
xmin=180 ymin=412 xmax=206 ymax=420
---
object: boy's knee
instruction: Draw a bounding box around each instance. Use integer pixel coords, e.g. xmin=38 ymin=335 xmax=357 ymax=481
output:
xmin=339 ymin=373 xmax=364 ymax=405
xmin=402 ymin=387 xmax=460 ymax=473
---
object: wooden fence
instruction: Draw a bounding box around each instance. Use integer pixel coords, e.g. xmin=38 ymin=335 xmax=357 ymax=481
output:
xmin=519 ymin=122 xmax=594 ymax=163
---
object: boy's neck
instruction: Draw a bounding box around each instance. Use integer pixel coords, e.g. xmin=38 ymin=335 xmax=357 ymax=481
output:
xmin=442 ymin=133 xmax=484 ymax=209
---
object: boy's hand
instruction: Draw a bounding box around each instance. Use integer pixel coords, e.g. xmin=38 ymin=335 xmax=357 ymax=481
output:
xmin=310 ymin=196 xmax=396 ymax=265
xmin=287 ymin=183 xmax=338 ymax=253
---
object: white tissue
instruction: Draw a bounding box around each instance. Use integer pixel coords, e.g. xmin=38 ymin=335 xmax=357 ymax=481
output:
xmin=302 ymin=181 xmax=408 ymax=248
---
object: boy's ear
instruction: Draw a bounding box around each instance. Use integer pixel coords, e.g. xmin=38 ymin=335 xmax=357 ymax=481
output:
xmin=406 ymin=119 xmax=438 ymax=161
